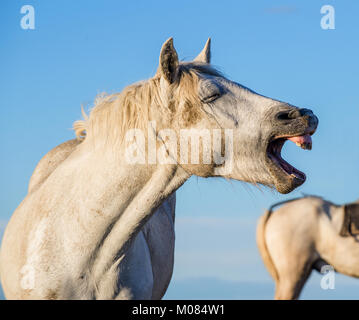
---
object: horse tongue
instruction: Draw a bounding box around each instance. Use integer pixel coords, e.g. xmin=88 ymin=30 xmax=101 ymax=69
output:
xmin=287 ymin=134 xmax=312 ymax=150
xmin=287 ymin=134 xmax=311 ymax=144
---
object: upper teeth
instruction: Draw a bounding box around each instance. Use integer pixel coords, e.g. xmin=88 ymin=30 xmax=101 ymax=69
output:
xmin=287 ymin=134 xmax=313 ymax=151
xmin=295 ymin=142 xmax=312 ymax=150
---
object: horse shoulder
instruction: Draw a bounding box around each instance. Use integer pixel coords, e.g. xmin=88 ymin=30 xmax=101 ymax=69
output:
xmin=28 ymin=139 xmax=81 ymax=193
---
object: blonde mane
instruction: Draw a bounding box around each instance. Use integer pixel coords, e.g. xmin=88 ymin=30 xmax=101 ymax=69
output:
xmin=73 ymin=63 xmax=222 ymax=146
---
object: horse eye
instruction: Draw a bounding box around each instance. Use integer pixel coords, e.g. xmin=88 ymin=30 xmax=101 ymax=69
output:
xmin=203 ymin=93 xmax=220 ymax=103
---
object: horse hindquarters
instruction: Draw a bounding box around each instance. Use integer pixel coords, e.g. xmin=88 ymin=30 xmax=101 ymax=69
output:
xmin=257 ymin=211 xmax=311 ymax=300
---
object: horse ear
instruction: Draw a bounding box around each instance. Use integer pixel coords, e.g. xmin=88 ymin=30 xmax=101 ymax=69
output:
xmin=339 ymin=203 xmax=359 ymax=237
xmin=194 ymin=38 xmax=211 ymax=64
xmin=158 ymin=38 xmax=179 ymax=84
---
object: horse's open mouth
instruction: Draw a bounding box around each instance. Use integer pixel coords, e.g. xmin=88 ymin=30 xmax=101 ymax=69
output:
xmin=266 ymin=133 xmax=313 ymax=193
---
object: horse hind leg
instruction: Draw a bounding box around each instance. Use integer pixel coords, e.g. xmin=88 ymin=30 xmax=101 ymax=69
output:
xmin=274 ymin=259 xmax=314 ymax=300
xmin=275 ymin=278 xmax=303 ymax=300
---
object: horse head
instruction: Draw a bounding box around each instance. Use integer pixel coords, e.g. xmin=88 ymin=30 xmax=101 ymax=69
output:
xmin=155 ymin=38 xmax=318 ymax=194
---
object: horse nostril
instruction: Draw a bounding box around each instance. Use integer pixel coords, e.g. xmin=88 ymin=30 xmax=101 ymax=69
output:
xmin=287 ymin=109 xmax=302 ymax=119
xmin=286 ymin=108 xmax=313 ymax=120
xmin=293 ymin=108 xmax=314 ymax=118
xmin=276 ymin=110 xmax=297 ymax=121
xmin=276 ymin=108 xmax=315 ymax=121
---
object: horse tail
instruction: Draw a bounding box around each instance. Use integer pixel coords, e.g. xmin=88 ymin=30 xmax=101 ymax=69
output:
xmin=256 ymin=208 xmax=279 ymax=283
xmin=256 ymin=196 xmax=307 ymax=283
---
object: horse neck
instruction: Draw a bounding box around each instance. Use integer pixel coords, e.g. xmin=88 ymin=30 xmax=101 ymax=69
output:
xmin=71 ymin=141 xmax=190 ymax=285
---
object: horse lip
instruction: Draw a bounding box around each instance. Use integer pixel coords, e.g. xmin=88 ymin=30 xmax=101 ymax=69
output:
xmin=274 ymin=173 xmax=306 ymax=194
xmin=266 ymin=156 xmax=306 ymax=194
xmin=269 ymin=127 xmax=316 ymax=142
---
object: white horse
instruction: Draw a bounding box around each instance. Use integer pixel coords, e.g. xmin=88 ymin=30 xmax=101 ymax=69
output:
xmin=0 ymin=38 xmax=318 ymax=299
xmin=257 ymin=196 xmax=359 ymax=300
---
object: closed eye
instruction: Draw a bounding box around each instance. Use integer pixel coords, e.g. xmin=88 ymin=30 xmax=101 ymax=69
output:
xmin=202 ymin=93 xmax=221 ymax=103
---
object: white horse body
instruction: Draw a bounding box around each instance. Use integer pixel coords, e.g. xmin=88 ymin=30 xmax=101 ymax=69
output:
xmin=0 ymin=38 xmax=318 ymax=299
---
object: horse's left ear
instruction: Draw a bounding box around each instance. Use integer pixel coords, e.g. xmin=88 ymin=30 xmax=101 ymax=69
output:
xmin=194 ymin=38 xmax=211 ymax=64
xmin=158 ymin=37 xmax=179 ymax=84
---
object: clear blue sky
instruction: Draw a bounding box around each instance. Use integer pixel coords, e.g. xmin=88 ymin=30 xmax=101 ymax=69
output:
xmin=1 ymin=0 xmax=359 ymax=299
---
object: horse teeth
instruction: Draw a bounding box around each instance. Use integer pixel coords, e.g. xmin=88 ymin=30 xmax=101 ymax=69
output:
xmin=300 ymin=143 xmax=312 ymax=150
xmin=296 ymin=142 xmax=301 ymax=147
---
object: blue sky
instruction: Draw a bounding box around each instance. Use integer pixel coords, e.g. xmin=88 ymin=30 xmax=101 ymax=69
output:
xmin=1 ymin=0 xmax=359 ymax=299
